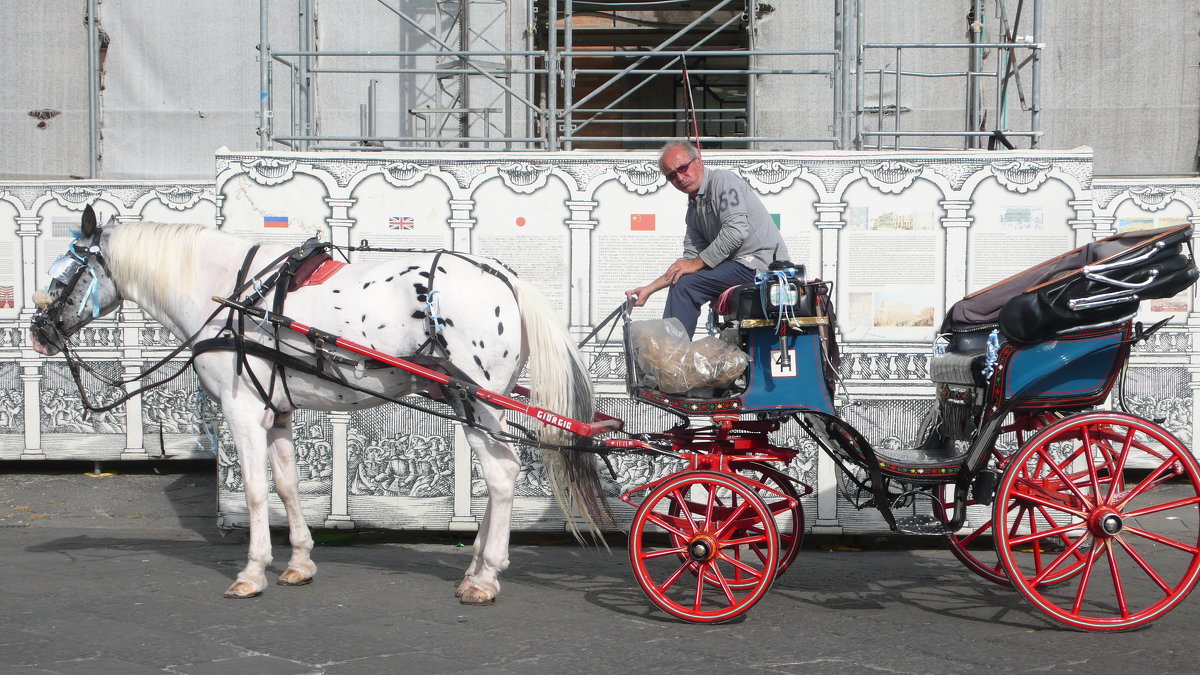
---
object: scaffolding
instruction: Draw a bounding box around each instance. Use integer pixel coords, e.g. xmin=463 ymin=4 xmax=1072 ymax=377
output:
xmin=255 ymin=0 xmax=1043 ymax=152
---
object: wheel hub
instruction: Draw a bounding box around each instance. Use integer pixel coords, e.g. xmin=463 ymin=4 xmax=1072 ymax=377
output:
xmin=1090 ymin=507 xmax=1124 ymax=537
xmin=688 ymin=535 xmax=718 ymax=563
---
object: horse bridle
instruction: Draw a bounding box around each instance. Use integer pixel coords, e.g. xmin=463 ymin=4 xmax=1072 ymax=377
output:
xmin=30 ymin=228 xmax=113 ymax=353
xmin=31 ymin=225 xmax=212 ymax=414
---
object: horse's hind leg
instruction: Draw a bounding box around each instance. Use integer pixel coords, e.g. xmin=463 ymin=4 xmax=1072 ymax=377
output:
xmin=456 ymin=406 xmax=519 ymax=605
xmin=266 ymin=412 xmax=317 ymax=587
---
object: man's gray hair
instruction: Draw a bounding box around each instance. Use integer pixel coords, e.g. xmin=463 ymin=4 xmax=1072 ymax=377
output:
xmin=658 ymin=140 xmax=699 ymax=165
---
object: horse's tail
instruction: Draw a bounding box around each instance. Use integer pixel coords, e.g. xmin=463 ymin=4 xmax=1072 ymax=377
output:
xmin=511 ymin=277 xmax=614 ymax=544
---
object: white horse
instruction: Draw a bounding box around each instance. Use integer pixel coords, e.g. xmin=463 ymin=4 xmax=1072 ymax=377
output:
xmin=30 ymin=205 xmax=609 ymax=604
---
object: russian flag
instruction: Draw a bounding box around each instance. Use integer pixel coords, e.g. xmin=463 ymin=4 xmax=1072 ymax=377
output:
xmin=264 ymin=216 xmax=289 ymax=228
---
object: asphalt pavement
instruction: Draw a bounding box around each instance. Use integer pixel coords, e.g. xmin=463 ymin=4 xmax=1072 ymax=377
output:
xmin=1 ymin=461 xmax=1198 ymax=674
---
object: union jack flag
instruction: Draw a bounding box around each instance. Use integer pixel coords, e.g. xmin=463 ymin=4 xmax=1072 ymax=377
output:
xmin=389 ymin=216 xmax=414 ymax=230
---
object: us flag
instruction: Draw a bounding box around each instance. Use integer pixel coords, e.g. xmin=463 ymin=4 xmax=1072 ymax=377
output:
xmin=0 ymin=286 xmax=12 ymax=309
xmin=389 ymin=216 xmax=414 ymax=230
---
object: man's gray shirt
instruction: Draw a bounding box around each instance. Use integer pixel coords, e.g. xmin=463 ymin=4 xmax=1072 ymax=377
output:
xmin=682 ymin=166 xmax=790 ymax=273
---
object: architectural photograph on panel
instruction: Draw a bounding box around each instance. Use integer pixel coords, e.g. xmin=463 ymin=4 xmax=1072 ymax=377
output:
xmin=3 ymin=0 xmax=1200 ymax=636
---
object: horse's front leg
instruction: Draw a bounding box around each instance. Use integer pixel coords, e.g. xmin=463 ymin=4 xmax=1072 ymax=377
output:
xmin=266 ymin=412 xmax=317 ymax=587
xmin=457 ymin=411 xmax=520 ymax=605
xmin=223 ymin=403 xmax=273 ymax=599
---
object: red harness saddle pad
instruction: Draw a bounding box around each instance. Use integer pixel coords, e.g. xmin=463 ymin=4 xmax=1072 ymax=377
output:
xmin=290 ymin=255 xmax=347 ymax=290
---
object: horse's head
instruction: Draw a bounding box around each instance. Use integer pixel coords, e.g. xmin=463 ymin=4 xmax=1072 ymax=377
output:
xmin=29 ymin=204 xmax=123 ymax=356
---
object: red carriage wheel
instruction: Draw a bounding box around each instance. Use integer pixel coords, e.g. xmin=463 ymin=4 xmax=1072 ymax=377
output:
xmin=934 ymin=412 xmax=1060 ymax=585
xmin=732 ymin=461 xmax=805 ymax=580
xmin=993 ymin=412 xmax=1200 ymax=630
xmin=629 ymin=471 xmax=779 ymax=623
xmin=664 ymin=462 xmax=803 ymax=588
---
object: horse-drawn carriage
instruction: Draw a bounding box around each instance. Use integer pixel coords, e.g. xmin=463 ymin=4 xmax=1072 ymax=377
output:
xmin=29 ymin=206 xmax=1200 ymax=630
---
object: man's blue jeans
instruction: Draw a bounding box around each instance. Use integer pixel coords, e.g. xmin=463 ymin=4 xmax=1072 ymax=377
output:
xmin=663 ymin=260 xmax=756 ymax=337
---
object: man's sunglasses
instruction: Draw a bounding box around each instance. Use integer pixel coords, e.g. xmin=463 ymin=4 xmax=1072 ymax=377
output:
xmin=664 ymin=157 xmax=697 ymax=182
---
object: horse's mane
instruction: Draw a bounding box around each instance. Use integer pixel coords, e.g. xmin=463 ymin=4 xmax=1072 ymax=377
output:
xmin=106 ymin=221 xmax=221 ymax=315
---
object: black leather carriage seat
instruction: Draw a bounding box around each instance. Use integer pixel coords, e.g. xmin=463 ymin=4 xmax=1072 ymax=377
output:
xmin=931 ymin=223 xmax=1197 ymax=386
xmin=943 ymin=224 xmax=1196 ymax=347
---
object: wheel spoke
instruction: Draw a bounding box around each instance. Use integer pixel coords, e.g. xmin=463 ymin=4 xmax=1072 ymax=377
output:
xmin=1113 ymin=534 xmax=1175 ymax=595
xmin=1082 ymin=425 xmax=1105 ymax=503
xmin=716 ymin=551 xmax=767 ymax=579
xmin=1070 ymin=540 xmax=1106 ymax=615
xmin=1035 ymin=446 xmax=1096 ymax=511
xmin=710 ymin=561 xmax=738 ymax=604
xmin=1104 ymin=541 xmax=1131 ymax=619
xmin=645 ymin=511 xmax=693 ymax=540
xmin=1034 ymin=503 xmax=1091 ymax=567
xmin=657 ymin=558 xmax=693 ymax=593
xmin=641 ymin=545 xmax=690 ymax=561
xmin=703 ymin=485 xmax=717 ymax=530
xmin=668 ymin=489 xmax=699 ymax=536
xmin=1007 ymin=518 xmax=1085 ymax=550
xmin=1011 ymin=481 xmax=1089 ymax=519
xmin=1122 ymin=525 xmax=1200 ymax=555
xmin=712 ymin=499 xmax=755 ymax=540
xmin=1103 ymin=425 xmax=1137 ymax=504
xmin=1122 ymin=494 xmax=1200 ymax=520
xmin=1028 ymin=531 xmax=1091 ymax=587
xmin=1116 ymin=458 xmax=1188 ymax=509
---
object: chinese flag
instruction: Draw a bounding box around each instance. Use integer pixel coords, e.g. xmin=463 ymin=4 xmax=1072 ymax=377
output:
xmin=630 ymin=214 xmax=655 ymax=231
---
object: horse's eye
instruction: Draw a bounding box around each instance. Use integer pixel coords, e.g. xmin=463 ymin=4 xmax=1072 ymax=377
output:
xmin=47 ymin=255 xmax=82 ymax=284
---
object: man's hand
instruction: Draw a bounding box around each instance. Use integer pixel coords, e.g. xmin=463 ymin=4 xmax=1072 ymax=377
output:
xmin=625 ymin=286 xmax=650 ymax=307
xmin=665 ymin=257 xmax=705 ymax=284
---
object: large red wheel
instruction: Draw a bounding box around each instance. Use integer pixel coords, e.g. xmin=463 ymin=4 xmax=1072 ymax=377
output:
xmin=993 ymin=412 xmax=1200 ymax=630
xmin=629 ymin=471 xmax=779 ymax=623
xmin=934 ymin=412 xmax=1058 ymax=585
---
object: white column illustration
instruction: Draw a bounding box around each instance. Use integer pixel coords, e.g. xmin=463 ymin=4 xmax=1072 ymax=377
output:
xmin=940 ymin=199 xmax=972 ymax=307
xmin=565 ymin=199 xmax=598 ymax=336
xmin=119 ymin=306 xmax=147 ymax=459
xmin=20 ymin=363 xmax=43 ymax=459
xmin=1068 ymin=198 xmax=1097 ymax=245
xmin=449 ymin=425 xmax=477 ymax=530
xmin=325 ymin=197 xmax=356 ymax=248
xmin=324 ymin=411 xmax=354 ymax=529
xmin=448 ymin=199 xmax=476 ymax=252
xmin=812 ymin=202 xmax=845 ymax=534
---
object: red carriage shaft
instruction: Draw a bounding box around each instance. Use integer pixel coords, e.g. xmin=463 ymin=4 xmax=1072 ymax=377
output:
xmin=212 ymin=297 xmax=621 ymax=440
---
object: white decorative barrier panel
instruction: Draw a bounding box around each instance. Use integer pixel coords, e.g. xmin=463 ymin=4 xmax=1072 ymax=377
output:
xmin=2 ymin=154 xmax=1197 ymax=534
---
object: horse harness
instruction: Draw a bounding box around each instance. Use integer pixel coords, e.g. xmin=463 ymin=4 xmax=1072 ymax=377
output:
xmin=193 ymin=241 xmax=520 ymax=427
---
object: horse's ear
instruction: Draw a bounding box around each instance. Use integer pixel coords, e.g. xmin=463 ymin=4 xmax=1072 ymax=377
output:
xmin=81 ymin=205 xmax=97 ymax=237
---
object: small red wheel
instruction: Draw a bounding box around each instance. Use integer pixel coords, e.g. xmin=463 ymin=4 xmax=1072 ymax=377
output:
xmin=629 ymin=470 xmax=779 ymax=623
xmin=993 ymin=412 xmax=1200 ymax=630
xmin=935 ymin=412 xmax=1060 ymax=585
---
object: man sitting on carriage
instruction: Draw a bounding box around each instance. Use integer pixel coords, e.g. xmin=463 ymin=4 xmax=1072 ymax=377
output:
xmin=625 ymin=140 xmax=790 ymax=338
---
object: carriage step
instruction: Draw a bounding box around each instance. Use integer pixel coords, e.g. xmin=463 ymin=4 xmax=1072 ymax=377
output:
xmin=893 ymin=514 xmax=955 ymax=536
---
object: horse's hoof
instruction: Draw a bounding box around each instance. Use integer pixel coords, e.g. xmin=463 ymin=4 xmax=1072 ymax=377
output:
xmin=454 ymin=576 xmax=474 ymax=598
xmin=459 ymin=585 xmax=496 ymax=606
xmin=224 ymin=580 xmax=263 ymax=599
xmin=277 ymin=568 xmax=314 ymax=586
